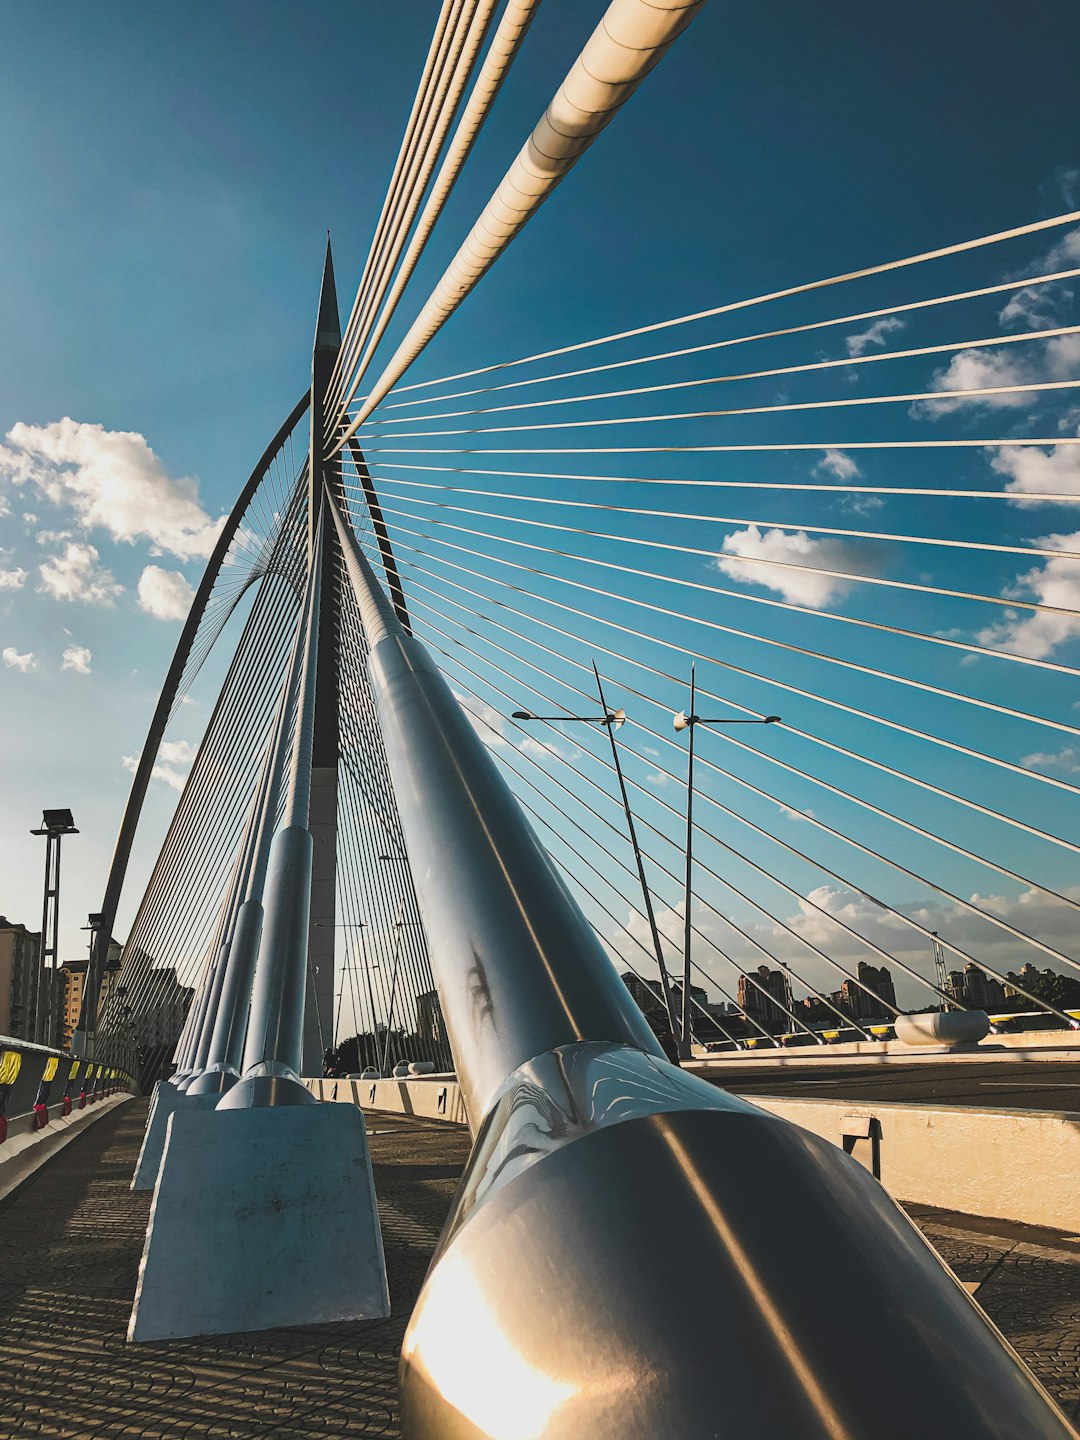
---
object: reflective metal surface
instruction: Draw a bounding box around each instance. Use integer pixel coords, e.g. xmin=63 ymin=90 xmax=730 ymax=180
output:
xmin=331 ymin=498 xmax=661 ymax=1126
xmin=186 ymin=898 xmax=264 ymax=1097
xmin=331 ymin=497 xmax=1074 ymax=1438
xmin=402 ymin=1044 xmax=1075 ymax=1439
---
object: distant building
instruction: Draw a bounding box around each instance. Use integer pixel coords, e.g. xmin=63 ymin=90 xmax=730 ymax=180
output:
xmin=57 ymin=938 xmax=122 ymax=1051
xmin=842 ymin=962 xmax=897 ymax=1019
xmin=946 ymin=963 xmax=1005 ymax=1011
xmin=620 ymin=971 xmax=706 ymax=1027
xmin=738 ymin=966 xmax=790 ymax=1031
xmin=0 ymin=916 xmax=42 ymax=1040
xmin=1003 ymin=963 xmax=1041 ymax=1000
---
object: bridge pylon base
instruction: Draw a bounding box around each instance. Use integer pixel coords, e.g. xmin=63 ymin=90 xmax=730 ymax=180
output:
xmin=131 ymin=1085 xmax=219 ymax=1191
xmin=127 ymin=1102 xmax=388 ymax=1343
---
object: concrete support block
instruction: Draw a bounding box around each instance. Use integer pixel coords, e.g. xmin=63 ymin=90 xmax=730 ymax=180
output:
xmin=128 ymin=1102 xmax=389 ymax=1342
xmin=131 ymin=1086 xmax=220 ymax=1191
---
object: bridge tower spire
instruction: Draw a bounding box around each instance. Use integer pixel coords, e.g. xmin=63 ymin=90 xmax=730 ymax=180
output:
xmin=304 ymin=234 xmax=341 ymax=1074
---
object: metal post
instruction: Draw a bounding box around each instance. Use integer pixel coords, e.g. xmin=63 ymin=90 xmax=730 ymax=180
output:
xmin=380 ymin=905 xmax=404 ymax=1078
xmin=304 ymin=236 xmax=341 ymax=1078
xmin=680 ymin=664 xmax=696 ymax=1061
xmin=218 ymin=509 xmax=327 ymax=1110
xmin=31 ymin=810 xmax=78 ymax=1047
xmin=591 ymin=663 xmax=681 ymax=1058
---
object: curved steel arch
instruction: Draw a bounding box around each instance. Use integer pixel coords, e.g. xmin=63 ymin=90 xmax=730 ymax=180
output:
xmin=74 ymin=391 xmax=311 ymax=1055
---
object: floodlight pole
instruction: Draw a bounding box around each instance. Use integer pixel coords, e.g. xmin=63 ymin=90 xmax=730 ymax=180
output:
xmin=30 ymin=810 xmax=79 ymax=1047
xmin=674 ymin=673 xmax=781 ymax=1060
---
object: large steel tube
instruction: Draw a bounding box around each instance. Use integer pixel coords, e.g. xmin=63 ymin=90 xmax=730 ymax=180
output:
xmin=218 ymin=513 xmax=327 ymax=1111
xmin=329 ymin=493 xmax=661 ymax=1123
xmin=329 ymin=490 xmax=1075 ymax=1438
xmin=336 ymin=0 xmax=707 ymax=445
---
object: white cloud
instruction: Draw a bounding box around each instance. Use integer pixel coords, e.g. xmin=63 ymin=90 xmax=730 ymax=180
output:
xmin=0 ymin=567 xmax=27 ymax=590
xmin=998 ymin=284 xmax=1072 ymax=330
xmin=845 ymin=315 xmax=905 ymax=358
xmin=61 ymin=644 xmax=92 ymax=674
xmin=814 ymin=448 xmax=860 ymax=481
xmin=1022 ymin=746 xmax=1080 ymax=774
xmin=1036 ymin=225 xmax=1080 ymax=272
xmin=454 ymin=691 xmax=576 ymax=759
xmin=38 ymin=542 xmax=122 ymax=605
xmin=2 ymin=646 xmax=36 ymax=672
xmin=0 ymin=418 xmax=222 ymax=560
xmin=912 ymin=347 xmax=1037 ymax=417
xmin=122 ymin=738 xmax=197 ymax=793
xmin=778 ymin=803 xmax=815 ymax=822
xmin=989 ymin=430 xmax=1080 ymax=503
xmin=977 ymin=529 xmax=1080 ymax=657
xmin=713 ymin=525 xmax=885 ymax=609
xmin=610 ymin=881 xmax=1080 ymax=1012
xmin=137 ymin=565 xmax=195 ymax=621
xmin=35 ymin=528 xmax=73 ymax=546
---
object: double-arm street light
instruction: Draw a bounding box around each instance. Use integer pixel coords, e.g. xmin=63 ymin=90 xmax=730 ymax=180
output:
xmin=673 ymin=664 xmax=780 ymax=1060
xmin=513 ymin=665 xmax=683 ymax=1056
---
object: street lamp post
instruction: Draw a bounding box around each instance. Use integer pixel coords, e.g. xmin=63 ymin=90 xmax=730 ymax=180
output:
xmin=512 ymin=664 xmax=684 ymax=1056
xmin=30 ymin=808 xmax=79 ymax=1047
xmin=674 ymin=665 xmax=780 ymax=1060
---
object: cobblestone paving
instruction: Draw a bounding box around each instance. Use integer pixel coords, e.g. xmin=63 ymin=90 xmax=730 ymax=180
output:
xmin=0 ymin=1099 xmax=1076 ymax=1435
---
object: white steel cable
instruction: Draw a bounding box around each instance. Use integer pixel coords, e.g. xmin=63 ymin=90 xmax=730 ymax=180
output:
xmin=351 ymin=495 xmax=1080 ymax=676
xmin=355 ymin=473 xmax=1080 ymax=609
xmin=383 ymin=209 xmax=1080 ymax=395
xmin=366 ymin=459 xmax=1080 ymax=505
xmin=389 ymin=549 xmax=1080 ymax=803
xmin=377 ymin=527 xmax=1080 ymax=866
xmin=357 ymin=323 xmax=1080 ymax=426
xmin=331 ymin=0 xmax=543 ymax=426
xmin=333 ymin=0 xmax=709 ymax=451
xmin=334 ymin=0 xmax=458 ymax=383
xmin=395 ymin=563 xmax=1080 ymax=912
xmin=351 ymin=376 xmax=1080 ymax=440
xmin=329 ymin=0 xmax=496 ymax=417
xmin=368 ymin=512 xmax=1080 ymax=741
xmin=412 ymin=592 xmax=1078 ymax=1013
xmin=375 ymin=267 xmax=1080 ymax=412
xmin=351 ymin=437 xmax=1080 ymax=457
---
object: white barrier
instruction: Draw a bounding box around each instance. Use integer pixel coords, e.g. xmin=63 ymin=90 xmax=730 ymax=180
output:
xmin=306 ymin=1074 xmax=469 ymax=1126
xmin=307 ymin=1073 xmax=1080 ymax=1231
xmin=751 ymin=1095 xmax=1080 ymax=1232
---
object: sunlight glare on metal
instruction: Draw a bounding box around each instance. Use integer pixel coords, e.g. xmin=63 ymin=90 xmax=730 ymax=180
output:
xmin=402 ymin=1250 xmax=579 ymax=1440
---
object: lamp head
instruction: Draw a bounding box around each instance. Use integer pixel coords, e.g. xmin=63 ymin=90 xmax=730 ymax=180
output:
xmin=763 ymin=715 xmax=781 ymax=724
xmin=673 ymin=710 xmax=690 ymax=732
xmin=607 ymin=708 xmax=625 ymax=731
xmin=511 ymin=710 xmax=533 ymax=721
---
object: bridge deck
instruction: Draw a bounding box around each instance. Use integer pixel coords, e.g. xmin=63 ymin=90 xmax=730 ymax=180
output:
xmin=0 ymin=1098 xmax=1076 ymax=1435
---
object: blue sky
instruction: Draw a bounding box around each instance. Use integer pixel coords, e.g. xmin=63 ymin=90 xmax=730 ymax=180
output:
xmin=2 ymin=1 xmax=1079 ymax=1018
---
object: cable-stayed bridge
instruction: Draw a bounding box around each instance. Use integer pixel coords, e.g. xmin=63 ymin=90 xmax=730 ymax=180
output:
xmin=6 ymin=1 xmax=1080 ymax=1434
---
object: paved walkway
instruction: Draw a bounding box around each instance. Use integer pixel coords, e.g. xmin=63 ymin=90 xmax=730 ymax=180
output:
xmin=0 ymin=1098 xmax=1076 ymax=1436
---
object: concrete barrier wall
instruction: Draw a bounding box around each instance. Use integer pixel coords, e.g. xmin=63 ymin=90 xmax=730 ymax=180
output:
xmin=693 ymin=1031 xmax=1080 ymax=1066
xmin=307 ymin=1073 xmax=1080 ymax=1232
xmin=0 ymin=1035 xmax=134 ymax=1145
xmin=305 ymin=1075 xmax=469 ymax=1126
xmin=0 ymin=1091 xmax=135 ymax=1203
xmin=752 ymin=1095 xmax=1080 ymax=1232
